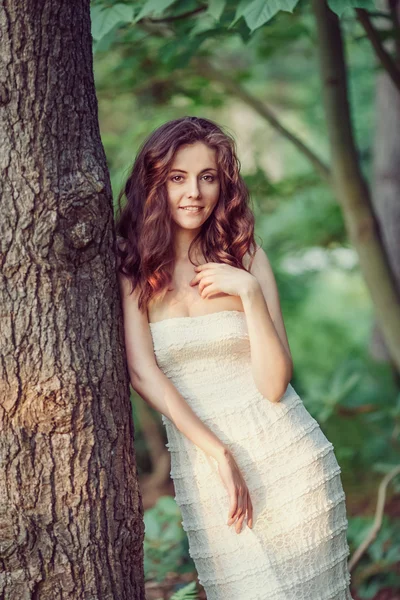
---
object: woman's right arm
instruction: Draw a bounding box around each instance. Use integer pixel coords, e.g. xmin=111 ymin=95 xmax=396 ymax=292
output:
xmin=117 ymin=271 xmax=229 ymax=463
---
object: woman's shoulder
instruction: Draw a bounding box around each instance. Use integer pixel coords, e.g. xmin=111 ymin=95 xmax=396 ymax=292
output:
xmin=242 ymin=242 xmax=263 ymax=273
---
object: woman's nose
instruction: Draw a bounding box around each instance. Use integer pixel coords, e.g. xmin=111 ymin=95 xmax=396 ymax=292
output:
xmin=187 ymin=177 xmax=200 ymax=198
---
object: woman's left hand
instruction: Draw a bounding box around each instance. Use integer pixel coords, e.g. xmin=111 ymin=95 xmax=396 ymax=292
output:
xmin=190 ymin=262 xmax=258 ymax=299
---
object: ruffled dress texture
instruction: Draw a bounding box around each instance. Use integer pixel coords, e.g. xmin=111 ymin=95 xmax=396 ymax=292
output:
xmin=149 ymin=310 xmax=353 ymax=600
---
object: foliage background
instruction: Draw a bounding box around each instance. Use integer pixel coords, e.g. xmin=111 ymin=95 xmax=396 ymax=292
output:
xmin=91 ymin=1 xmax=400 ymax=597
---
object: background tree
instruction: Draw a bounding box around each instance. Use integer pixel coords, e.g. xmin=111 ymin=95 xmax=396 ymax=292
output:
xmin=0 ymin=1 xmax=144 ymax=598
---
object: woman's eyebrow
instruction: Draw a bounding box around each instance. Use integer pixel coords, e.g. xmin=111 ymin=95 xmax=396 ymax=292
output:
xmin=169 ymin=168 xmax=217 ymax=173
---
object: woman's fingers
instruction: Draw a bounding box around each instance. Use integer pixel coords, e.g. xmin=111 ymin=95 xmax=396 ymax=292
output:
xmin=227 ymin=489 xmax=240 ymax=525
xmin=227 ymin=493 xmax=238 ymax=525
xmin=218 ymin=456 xmax=253 ymax=533
xmin=236 ymin=512 xmax=246 ymax=533
xmin=228 ymin=490 xmax=253 ymax=533
xmin=236 ymin=492 xmax=250 ymax=533
xmin=235 ymin=490 xmax=244 ymax=523
xmin=233 ymin=488 xmax=244 ymax=522
xmin=228 ymin=488 xmax=244 ymax=528
xmin=235 ymin=493 xmax=245 ymax=533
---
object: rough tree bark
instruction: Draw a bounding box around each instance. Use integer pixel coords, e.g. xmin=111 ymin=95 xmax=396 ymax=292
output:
xmin=0 ymin=2 xmax=145 ymax=599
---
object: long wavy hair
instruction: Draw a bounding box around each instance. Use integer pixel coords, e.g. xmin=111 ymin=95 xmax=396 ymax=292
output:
xmin=114 ymin=116 xmax=259 ymax=312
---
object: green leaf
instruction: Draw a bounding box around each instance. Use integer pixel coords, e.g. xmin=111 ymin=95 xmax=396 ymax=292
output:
xmin=327 ymin=0 xmax=375 ymax=17
xmin=207 ymin=0 xmax=226 ymax=21
xmin=91 ymin=4 xmax=134 ymax=42
xmin=189 ymin=13 xmax=218 ymax=37
xmin=170 ymin=581 xmax=199 ymax=600
xmin=134 ymin=0 xmax=178 ymax=22
xmin=232 ymin=0 xmax=300 ymax=32
xmin=230 ymin=0 xmax=249 ymax=27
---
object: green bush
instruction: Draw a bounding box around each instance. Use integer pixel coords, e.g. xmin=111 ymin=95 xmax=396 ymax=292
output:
xmin=144 ymin=496 xmax=195 ymax=582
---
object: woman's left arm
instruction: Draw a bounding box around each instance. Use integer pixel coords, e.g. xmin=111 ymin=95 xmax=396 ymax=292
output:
xmin=241 ymin=245 xmax=293 ymax=403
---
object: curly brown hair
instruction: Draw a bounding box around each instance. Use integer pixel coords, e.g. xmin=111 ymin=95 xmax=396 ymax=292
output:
xmin=114 ymin=116 xmax=259 ymax=312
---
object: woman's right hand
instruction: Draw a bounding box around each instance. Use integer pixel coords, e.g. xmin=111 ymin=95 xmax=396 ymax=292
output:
xmin=216 ymin=450 xmax=253 ymax=533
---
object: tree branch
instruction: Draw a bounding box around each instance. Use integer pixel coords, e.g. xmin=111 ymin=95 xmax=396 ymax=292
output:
xmin=348 ymin=464 xmax=400 ymax=572
xmin=144 ymin=5 xmax=207 ymax=23
xmin=191 ymin=57 xmax=331 ymax=184
xmin=336 ymin=403 xmax=377 ymax=417
xmin=356 ymin=8 xmax=400 ymax=94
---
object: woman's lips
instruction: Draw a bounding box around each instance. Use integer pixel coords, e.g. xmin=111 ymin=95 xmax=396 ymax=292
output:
xmin=179 ymin=207 xmax=204 ymax=213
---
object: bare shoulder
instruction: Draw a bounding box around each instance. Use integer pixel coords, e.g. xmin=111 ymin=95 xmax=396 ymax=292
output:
xmin=242 ymin=243 xmax=258 ymax=271
xmin=243 ymin=243 xmax=279 ymax=307
xmin=243 ymin=243 xmax=274 ymax=281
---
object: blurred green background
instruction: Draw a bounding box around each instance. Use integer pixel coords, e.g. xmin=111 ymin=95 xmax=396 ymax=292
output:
xmin=91 ymin=1 xmax=400 ymax=598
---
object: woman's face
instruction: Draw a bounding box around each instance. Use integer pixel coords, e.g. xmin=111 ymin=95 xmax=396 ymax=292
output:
xmin=166 ymin=141 xmax=220 ymax=231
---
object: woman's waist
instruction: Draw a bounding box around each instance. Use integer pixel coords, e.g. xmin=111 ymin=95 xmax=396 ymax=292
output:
xmin=168 ymin=369 xmax=260 ymax=407
xmin=163 ymin=380 xmax=302 ymax=432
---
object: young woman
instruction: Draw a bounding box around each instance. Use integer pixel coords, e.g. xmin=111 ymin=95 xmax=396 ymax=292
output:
xmin=115 ymin=116 xmax=353 ymax=600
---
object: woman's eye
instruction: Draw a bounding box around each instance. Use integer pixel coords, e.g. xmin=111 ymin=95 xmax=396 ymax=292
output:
xmin=170 ymin=174 xmax=215 ymax=182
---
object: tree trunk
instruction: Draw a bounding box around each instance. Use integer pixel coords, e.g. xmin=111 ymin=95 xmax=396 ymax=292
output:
xmin=0 ymin=2 xmax=145 ymax=599
xmin=369 ymin=0 xmax=400 ymax=381
xmin=311 ymin=0 xmax=400 ymax=371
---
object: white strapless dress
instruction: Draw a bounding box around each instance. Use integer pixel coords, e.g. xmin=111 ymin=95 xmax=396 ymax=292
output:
xmin=149 ymin=310 xmax=353 ymax=600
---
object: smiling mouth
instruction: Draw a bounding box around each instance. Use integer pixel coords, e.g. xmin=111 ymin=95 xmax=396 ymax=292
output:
xmin=179 ymin=207 xmax=204 ymax=212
